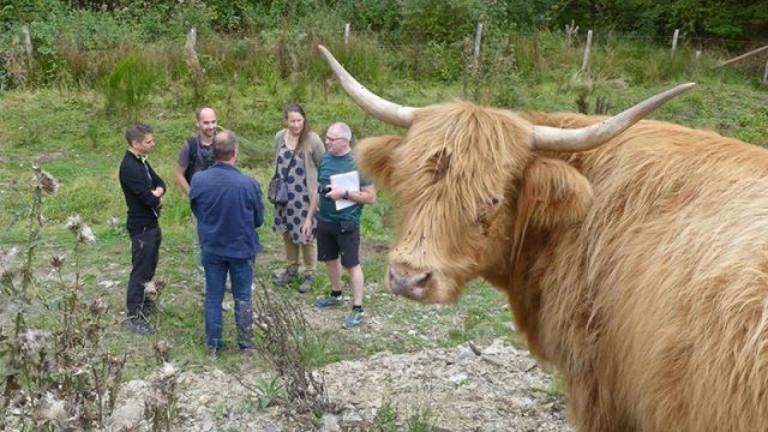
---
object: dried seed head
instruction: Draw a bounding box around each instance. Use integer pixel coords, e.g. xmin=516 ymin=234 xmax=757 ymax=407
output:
xmin=159 ymin=362 xmax=178 ymax=380
xmin=39 ymin=170 xmax=59 ymax=194
xmin=108 ymin=216 xmax=121 ymax=228
xmin=64 ymin=214 xmax=82 ymax=233
xmin=33 ymin=392 xmax=68 ymax=425
xmin=49 ymin=255 xmax=65 ymax=270
xmin=89 ymin=298 xmax=108 ymax=316
xmin=77 ymin=224 xmax=96 ymax=243
xmin=154 ymin=339 xmax=172 ymax=360
xmin=0 ymin=247 xmax=19 ymax=277
xmin=18 ymin=329 xmax=52 ymax=356
xmin=144 ymin=281 xmax=158 ymax=301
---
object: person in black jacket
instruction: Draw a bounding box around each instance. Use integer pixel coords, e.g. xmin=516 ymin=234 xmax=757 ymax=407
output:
xmin=119 ymin=123 xmax=166 ymax=335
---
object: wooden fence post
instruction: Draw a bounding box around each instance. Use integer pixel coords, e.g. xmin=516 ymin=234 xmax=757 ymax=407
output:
xmin=565 ymin=20 xmax=578 ymax=47
xmin=344 ymin=23 xmax=350 ymax=49
xmin=21 ymin=24 xmax=33 ymax=63
xmin=581 ymin=30 xmax=593 ymax=72
xmin=763 ymin=58 xmax=768 ymax=84
xmin=671 ymin=29 xmax=679 ymax=56
xmin=474 ymin=22 xmax=484 ymax=66
xmin=185 ymin=27 xmax=204 ymax=96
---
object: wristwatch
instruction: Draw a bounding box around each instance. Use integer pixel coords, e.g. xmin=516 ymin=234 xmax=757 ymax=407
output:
xmin=343 ymin=190 xmax=349 ymax=200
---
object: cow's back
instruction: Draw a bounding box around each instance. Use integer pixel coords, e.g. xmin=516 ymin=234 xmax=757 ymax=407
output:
xmin=529 ymin=113 xmax=768 ymax=431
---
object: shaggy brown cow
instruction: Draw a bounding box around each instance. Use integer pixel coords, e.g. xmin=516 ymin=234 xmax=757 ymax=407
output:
xmin=318 ymin=45 xmax=768 ymax=431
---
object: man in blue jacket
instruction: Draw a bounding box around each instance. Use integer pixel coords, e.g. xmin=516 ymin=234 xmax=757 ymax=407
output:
xmin=189 ymin=129 xmax=264 ymax=356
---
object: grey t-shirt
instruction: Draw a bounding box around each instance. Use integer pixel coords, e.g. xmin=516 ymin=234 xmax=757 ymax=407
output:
xmin=176 ymin=136 xmax=214 ymax=179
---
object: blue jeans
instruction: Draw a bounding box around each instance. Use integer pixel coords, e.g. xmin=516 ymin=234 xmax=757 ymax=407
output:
xmin=202 ymin=252 xmax=254 ymax=350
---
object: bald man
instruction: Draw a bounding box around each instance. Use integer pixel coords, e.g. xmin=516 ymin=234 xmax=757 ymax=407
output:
xmin=176 ymin=106 xmax=218 ymax=196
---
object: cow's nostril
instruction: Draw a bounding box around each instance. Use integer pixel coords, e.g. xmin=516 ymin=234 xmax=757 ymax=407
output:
xmin=413 ymin=272 xmax=432 ymax=287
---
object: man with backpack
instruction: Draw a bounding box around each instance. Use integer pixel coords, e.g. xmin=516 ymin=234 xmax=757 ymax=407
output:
xmin=175 ymin=106 xmax=218 ymax=195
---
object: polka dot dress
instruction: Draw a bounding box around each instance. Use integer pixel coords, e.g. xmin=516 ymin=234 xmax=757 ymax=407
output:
xmin=272 ymin=142 xmax=315 ymax=244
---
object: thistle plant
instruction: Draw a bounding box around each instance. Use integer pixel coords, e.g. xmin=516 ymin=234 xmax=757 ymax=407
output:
xmin=1 ymin=168 xmax=127 ymax=430
xmin=146 ymin=362 xmax=179 ymax=432
xmin=20 ymin=166 xmax=58 ymax=299
xmin=251 ymin=278 xmax=333 ymax=417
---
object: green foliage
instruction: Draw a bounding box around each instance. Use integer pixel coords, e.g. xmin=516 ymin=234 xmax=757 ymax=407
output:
xmin=346 ymin=0 xmax=402 ymax=39
xmin=300 ymin=330 xmax=342 ymax=368
xmin=405 ymin=406 xmax=435 ymax=432
xmin=0 ymin=0 xmax=52 ymax=29
xmin=103 ymin=53 xmax=156 ymax=120
xmin=371 ymin=400 xmax=398 ymax=432
xmin=253 ymin=376 xmax=283 ymax=409
xmin=549 ymin=0 xmax=768 ymax=40
xmin=401 ymin=0 xmax=482 ymax=45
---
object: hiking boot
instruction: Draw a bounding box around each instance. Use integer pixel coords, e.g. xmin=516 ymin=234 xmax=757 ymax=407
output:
xmin=274 ymin=268 xmax=298 ymax=287
xmin=315 ymin=294 xmax=342 ymax=308
xmin=124 ymin=316 xmax=154 ymax=336
xmin=298 ymin=273 xmax=316 ymax=294
xmin=344 ymin=310 xmax=364 ymax=329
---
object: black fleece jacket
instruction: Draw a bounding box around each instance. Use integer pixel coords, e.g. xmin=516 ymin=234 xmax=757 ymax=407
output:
xmin=119 ymin=150 xmax=166 ymax=237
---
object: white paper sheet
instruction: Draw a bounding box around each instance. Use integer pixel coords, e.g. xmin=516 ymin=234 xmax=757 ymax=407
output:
xmin=330 ymin=170 xmax=360 ymax=211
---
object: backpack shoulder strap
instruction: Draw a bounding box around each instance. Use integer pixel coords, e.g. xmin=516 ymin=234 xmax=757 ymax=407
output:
xmin=185 ymin=136 xmax=199 ymax=180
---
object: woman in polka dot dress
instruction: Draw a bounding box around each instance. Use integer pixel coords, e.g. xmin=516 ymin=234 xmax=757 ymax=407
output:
xmin=272 ymin=103 xmax=325 ymax=292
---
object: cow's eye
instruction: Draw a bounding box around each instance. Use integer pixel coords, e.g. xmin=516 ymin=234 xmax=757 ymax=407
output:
xmin=427 ymin=148 xmax=451 ymax=181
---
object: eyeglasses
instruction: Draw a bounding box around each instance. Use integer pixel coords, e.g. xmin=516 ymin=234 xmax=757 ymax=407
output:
xmin=325 ymin=136 xmax=346 ymax=142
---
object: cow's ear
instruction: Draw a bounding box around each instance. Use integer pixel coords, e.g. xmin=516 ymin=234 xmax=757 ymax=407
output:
xmin=356 ymin=135 xmax=403 ymax=190
xmin=517 ymin=157 xmax=593 ymax=229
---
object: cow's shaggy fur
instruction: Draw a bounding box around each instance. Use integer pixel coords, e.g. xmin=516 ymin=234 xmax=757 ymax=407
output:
xmin=359 ymin=103 xmax=768 ymax=431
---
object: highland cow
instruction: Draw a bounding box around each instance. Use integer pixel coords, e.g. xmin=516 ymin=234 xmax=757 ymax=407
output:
xmin=319 ymin=44 xmax=768 ymax=431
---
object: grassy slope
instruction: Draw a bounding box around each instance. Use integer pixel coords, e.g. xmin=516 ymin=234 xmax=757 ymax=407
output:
xmin=0 ymin=47 xmax=766 ymax=378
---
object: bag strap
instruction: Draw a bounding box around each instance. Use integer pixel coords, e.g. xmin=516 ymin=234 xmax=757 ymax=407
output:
xmin=186 ymin=136 xmax=198 ymax=176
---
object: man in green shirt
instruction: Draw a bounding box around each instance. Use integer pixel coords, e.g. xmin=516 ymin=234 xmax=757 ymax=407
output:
xmin=305 ymin=122 xmax=376 ymax=328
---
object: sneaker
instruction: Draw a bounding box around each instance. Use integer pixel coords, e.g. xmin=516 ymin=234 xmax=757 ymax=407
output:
xmin=207 ymin=347 xmax=220 ymax=359
xmin=298 ymin=273 xmax=316 ymax=294
xmin=344 ymin=310 xmax=364 ymax=329
xmin=123 ymin=316 xmax=154 ymax=336
xmin=274 ymin=268 xmax=298 ymax=287
xmin=315 ymin=294 xmax=342 ymax=308
xmin=239 ymin=344 xmax=256 ymax=354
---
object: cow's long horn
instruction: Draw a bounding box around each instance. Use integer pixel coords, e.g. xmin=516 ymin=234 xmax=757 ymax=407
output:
xmin=318 ymin=45 xmax=415 ymax=128
xmin=532 ymin=83 xmax=696 ymax=152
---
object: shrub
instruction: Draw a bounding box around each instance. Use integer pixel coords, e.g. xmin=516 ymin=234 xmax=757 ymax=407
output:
xmin=401 ymin=0 xmax=484 ymax=46
xmin=103 ymin=53 xmax=157 ymax=120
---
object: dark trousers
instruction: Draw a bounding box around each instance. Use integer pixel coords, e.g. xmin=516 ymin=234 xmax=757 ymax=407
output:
xmin=126 ymin=226 xmax=161 ymax=316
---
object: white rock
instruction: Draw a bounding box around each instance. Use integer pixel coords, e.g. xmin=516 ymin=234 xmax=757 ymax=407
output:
xmin=448 ymin=372 xmax=469 ymax=386
xmin=319 ymin=413 xmax=341 ymax=432
xmin=483 ymin=338 xmax=508 ymax=355
xmin=108 ymin=399 xmax=146 ymax=431
xmin=455 ymin=346 xmax=478 ymax=361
